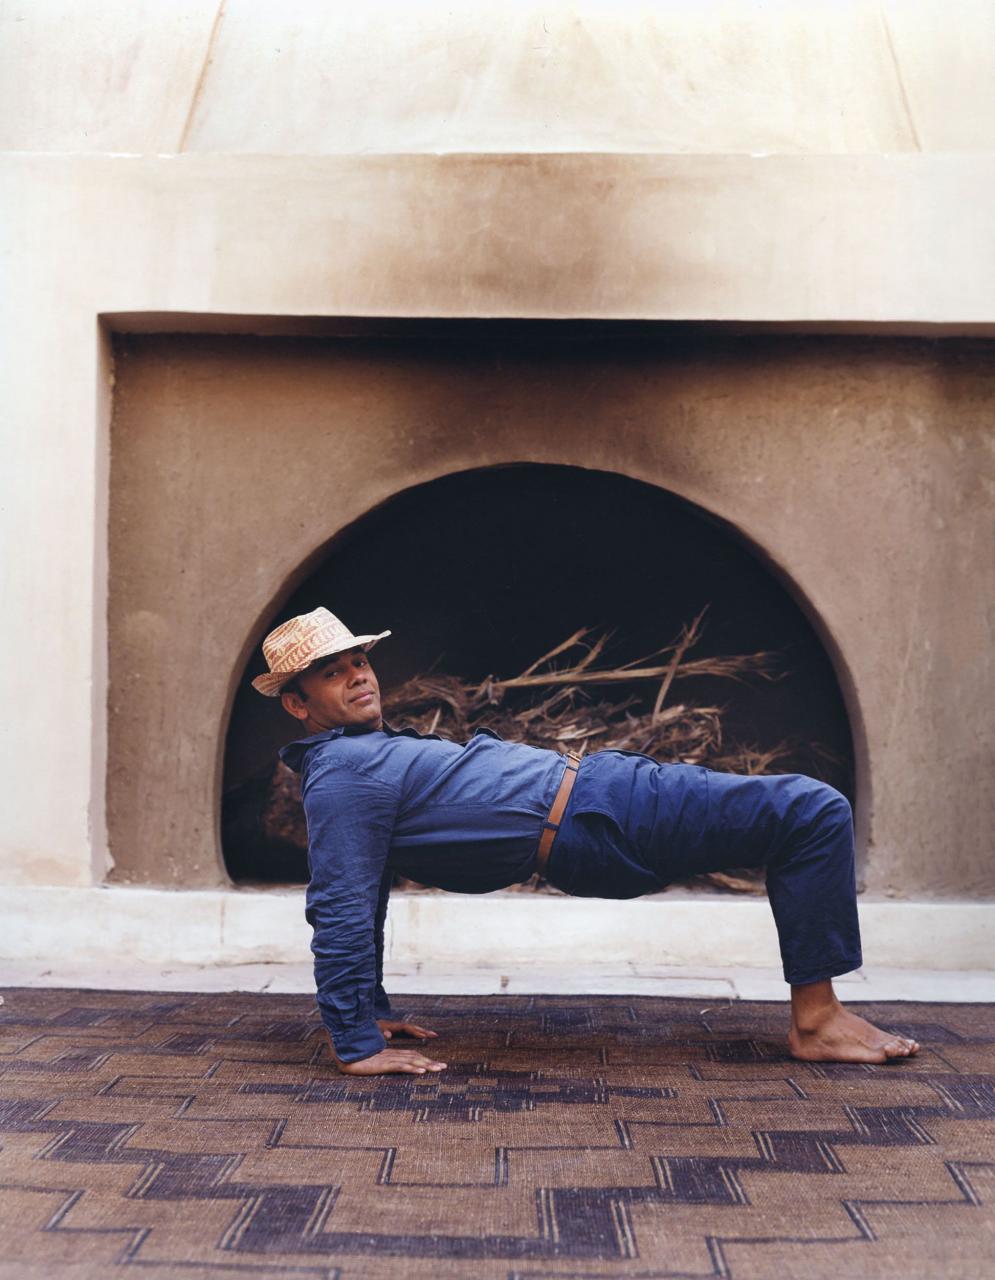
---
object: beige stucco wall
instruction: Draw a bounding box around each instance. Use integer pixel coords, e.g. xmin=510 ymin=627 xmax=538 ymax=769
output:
xmin=1 ymin=150 xmax=993 ymax=895
xmin=3 ymin=0 xmax=994 ymax=155
xmin=1 ymin=1 xmax=993 ymax=916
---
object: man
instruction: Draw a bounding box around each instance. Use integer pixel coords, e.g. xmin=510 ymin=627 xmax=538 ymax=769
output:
xmin=253 ymin=607 xmax=919 ymax=1076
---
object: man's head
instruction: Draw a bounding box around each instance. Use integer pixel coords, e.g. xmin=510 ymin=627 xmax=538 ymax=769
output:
xmin=250 ymin=608 xmax=391 ymax=732
xmin=279 ymin=646 xmax=383 ymax=734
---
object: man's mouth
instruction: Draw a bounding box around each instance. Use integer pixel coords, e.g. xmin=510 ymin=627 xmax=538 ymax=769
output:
xmin=351 ymin=691 xmax=376 ymax=704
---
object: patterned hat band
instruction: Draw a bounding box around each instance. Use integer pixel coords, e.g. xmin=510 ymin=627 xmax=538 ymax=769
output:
xmin=251 ymin=607 xmax=391 ymax=696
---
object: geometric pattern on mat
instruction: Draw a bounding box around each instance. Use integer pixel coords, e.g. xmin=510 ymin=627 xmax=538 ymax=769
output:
xmin=0 ymin=989 xmax=992 ymax=1280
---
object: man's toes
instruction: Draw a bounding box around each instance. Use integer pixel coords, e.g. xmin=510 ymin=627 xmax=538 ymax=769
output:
xmin=881 ymin=1034 xmax=922 ymax=1064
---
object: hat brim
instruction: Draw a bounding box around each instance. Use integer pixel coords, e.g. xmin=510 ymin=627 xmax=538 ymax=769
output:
xmin=251 ymin=630 xmax=392 ymax=696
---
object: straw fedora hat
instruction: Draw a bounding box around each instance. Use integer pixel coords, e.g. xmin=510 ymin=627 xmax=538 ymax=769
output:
xmin=251 ymin=607 xmax=391 ymax=696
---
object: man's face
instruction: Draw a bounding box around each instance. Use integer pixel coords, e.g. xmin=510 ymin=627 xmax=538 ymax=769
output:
xmin=280 ymin=648 xmax=383 ymax=733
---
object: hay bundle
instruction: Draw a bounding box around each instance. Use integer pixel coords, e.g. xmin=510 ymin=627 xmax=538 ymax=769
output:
xmin=383 ymin=610 xmax=783 ymax=769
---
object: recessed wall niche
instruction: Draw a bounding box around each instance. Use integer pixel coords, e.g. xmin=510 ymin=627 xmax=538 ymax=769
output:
xmin=107 ymin=323 xmax=989 ymax=896
xmin=222 ymin=464 xmax=853 ymax=884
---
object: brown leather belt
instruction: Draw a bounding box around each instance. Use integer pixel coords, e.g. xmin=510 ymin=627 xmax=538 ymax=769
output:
xmin=535 ymin=750 xmax=583 ymax=878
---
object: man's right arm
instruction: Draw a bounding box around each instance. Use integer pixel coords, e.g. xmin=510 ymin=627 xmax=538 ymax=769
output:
xmin=302 ymin=763 xmax=445 ymax=1075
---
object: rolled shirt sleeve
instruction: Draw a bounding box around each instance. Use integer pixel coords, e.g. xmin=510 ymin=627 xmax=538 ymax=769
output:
xmin=301 ymin=763 xmax=399 ymax=1063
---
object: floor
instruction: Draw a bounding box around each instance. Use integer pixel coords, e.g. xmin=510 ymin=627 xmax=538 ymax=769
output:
xmin=3 ymin=959 xmax=993 ymax=1003
xmin=1 ymin=986 xmax=992 ymax=1278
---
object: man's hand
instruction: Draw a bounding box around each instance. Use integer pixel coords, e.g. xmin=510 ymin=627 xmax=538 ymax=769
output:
xmin=337 ymin=1047 xmax=447 ymax=1076
xmin=377 ymin=1018 xmax=439 ymax=1042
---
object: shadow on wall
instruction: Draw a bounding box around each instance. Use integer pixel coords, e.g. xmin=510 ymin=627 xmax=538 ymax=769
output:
xmin=221 ymin=464 xmax=855 ymax=884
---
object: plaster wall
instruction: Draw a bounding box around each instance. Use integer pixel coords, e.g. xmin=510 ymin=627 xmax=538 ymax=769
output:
xmin=1 ymin=150 xmax=993 ymax=897
xmin=3 ymin=0 xmax=994 ymax=155
xmin=2 ymin=0 xmax=994 ymax=934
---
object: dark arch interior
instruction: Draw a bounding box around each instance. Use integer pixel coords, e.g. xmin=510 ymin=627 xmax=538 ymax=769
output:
xmin=222 ymin=464 xmax=854 ymax=883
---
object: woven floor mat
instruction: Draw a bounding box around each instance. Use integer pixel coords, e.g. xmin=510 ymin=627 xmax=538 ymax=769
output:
xmin=0 ymin=989 xmax=992 ymax=1279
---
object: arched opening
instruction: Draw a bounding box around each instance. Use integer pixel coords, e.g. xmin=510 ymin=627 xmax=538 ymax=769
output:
xmin=222 ymin=464 xmax=855 ymax=885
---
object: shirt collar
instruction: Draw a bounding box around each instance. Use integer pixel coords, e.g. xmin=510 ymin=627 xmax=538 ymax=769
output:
xmin=278 ymin=720 xmax=443 ymax=773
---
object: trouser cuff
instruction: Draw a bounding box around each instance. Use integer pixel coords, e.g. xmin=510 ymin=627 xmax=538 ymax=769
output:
xmin=785 ymin=953 xmax=863 ymax=987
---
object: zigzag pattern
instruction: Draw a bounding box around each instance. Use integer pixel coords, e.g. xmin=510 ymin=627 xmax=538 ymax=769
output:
xmin=0 ymin=989 xmax=992 ymax=1278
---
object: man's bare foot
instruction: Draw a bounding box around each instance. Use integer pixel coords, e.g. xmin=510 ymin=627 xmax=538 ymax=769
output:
xmin=788 ymin=979 xmax=919 ymax=1064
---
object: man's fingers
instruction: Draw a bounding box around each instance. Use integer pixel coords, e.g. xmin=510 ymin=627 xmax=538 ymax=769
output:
xmin=398 ymin=1052 xmax=446 ymax=1070
xmin=378 ymin=1020 xmax=440 ymax=1040
xmin=382 ymin=1028 xmax=392 ymax=1039
xmin=337 ymin=1048 xmax=447 ymax=1076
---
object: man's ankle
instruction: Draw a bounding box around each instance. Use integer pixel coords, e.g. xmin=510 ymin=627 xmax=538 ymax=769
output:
xmin=790 ymin=980 xmax=841 ymax=1031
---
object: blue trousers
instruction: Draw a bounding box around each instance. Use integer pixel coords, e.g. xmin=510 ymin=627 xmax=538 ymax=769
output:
xmin=547 ymin=751 xmax=863 ymax=986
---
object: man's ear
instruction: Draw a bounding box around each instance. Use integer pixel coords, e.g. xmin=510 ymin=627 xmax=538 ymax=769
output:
xmin=280 ymin=689 xmax=310 ymax=722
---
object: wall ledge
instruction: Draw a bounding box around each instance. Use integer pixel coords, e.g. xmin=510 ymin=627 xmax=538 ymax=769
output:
xmin=3 ymin=886 xmax=992 ymax=972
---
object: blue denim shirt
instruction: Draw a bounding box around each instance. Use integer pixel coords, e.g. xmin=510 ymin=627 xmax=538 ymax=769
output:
xmin=279 ymin=723 xmax=567 ymax=1062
